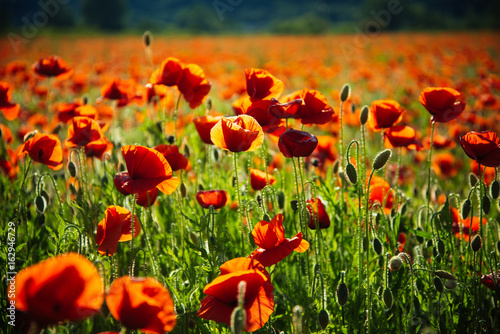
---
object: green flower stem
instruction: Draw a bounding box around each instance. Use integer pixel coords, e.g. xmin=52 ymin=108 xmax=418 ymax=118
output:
xmin=233 ymin=152 xmax=245 ymax=254
xmin=173 ymin=93 xmax=182 ymax=142
xmin=426 ymin=121 xmax=436 ymax=226
xmin=139 ymin=206 xmax=160 ymax=280
xmin=365 ymin=168 xmax=376 ymax=334
xmin=129 ymin=193 xmax=138 ymax=276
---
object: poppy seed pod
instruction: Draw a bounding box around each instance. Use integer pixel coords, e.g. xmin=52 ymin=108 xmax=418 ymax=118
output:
xmin=318 ymin=309 xmax=330 ymax=330
xmin=471 ymin=234 xmax=482 ymax=252
xmin=373 ymin=149 xmax=392 ymax=170
xmin=388 ymin=256 xmax=403 ymax=271
xmin=340 ymin=84 xmax=351 ymax=102
xmin=143 ymin=30 xmax=152 ymax=47
xmin=346 ymin=163 xmax=358 ymax=184
xmin=360 ymin=105 xmax=369 ymax=125
xmin=435 ymin=270 xmax=457 ymax=281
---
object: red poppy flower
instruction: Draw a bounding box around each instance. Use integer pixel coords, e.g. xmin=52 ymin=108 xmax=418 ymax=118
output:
xmin=284 ymin=89 xmax=335 ymax=125
xmin=368 ymin=176 xmax=394 ymax=214
xmin=278 ymin=128 xmax=318 ymax=158
xmin=196 ymin=190 xmax=228 ymax=209
xmin=0 ymin=81 xmax=20 ymax=121
xmin=210 ymin=115 xmax=264 ymax=152
xmin=197 ymin=257 xmax=274 ymax=332
xmin=480 ymin=271 xmax=500 ymax=291
xmin=66 ymin=117 xmax=112 ymax=159
xmin=113 ymin=145 xmax=179 ymax=195
xmin=154 ymin=144 xmax=188 ymax=171
xmin=245 ymin=68 xmax=284 ymax=101
xmin=268 ymin=98 xmax=303 ymax=119
xmin=419 ymin=87 xmax=465 ymax=123
xmin=384 ymin=125 xmax=423 ymax=150
xmin=397 ymin=232 xmax=406 ymax=252
xmin=432 ymin=152 xmax=461 ymax=178
xmin=452 ymin=216 xmax=487 ymax=242
xmin=459 ymin=131 xmax=500 ymax=167
xmin=193 ymin=115 xmax=223 ymax=144
xmin=106 ymin=276 xmax=176 ymax=334
xmin=96 ymin=205 xmax=141 ymax=256
xmin=9 ymin=253 xmax=103 ymax=327
xmin=308 ymin=135 xmax=337 ymax=169
xmin=250 ymin=168 xmax=276 ymax=191
xmin=177 ymin=63 xmax=211 ymax=109
xmin=149 ymin=57 xmax=184 ymax=86
xmin=20 ymin=132 xmax=63 ymax=170
xmin=368 ymin=100 xmax=405 ymax=131
xmin=56 ymin=101 xmax=83 ymax=123
xmin=32 ymin=55 xmax=72 ymax=79
xmin=100 ymin=79 xmax=135 ymax=103
xmin=306 ymin=197 xmax=331 ymax=229
xmin=1 ymin=123 xmax=13 ymax=144
xmin=250 ymin=213 xmax=309 ymax=266
xmin=233 ymin=97 xmax=284 ymax=133
xmin=136 ymin=187 xmax=159 ymax=208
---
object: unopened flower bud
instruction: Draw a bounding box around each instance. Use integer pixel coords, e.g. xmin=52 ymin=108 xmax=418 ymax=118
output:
xmin=383 ymin=288 xmax=393 ymax=308
xmin=388 ymin=256 xmax=403 ymax=271
xmin=340 ymin=84 xmax=351 ymax=102
xmin=360 ymin=105 xmax=369 ymax=125
xmin=336 ymin=282 xmax=349 ymax=306
xmin=373 ymin=149 xmax=392 ymax=170
xmin=318 ymin=309 xmax=330 ymax=330
xmin=471 ymin=234 xmax=482 ymax=252
xmin=490 ymin=180 xmax=500 ymax=199
xmin=461 ymin=199 xmax=471 ymax=219
xmin=346 ymin=163 xmax=357 ymax=184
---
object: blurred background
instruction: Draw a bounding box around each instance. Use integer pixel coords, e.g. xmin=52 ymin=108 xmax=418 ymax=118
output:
xmin=1 ymin=0 xmax=499 ymax=35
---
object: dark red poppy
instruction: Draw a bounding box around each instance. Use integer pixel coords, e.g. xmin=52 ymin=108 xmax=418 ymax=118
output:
xmin=177 ymin=63 xmax=211 ymax=109
xmin=210 ymin=115 xmax=264 ymax=152
xmin=20 ymin=132 xmax=63 ymax=170
xmin=32 ymin=55 xmax=72 ymax=79
xmin=284 ymin=89 xmax=334 ymax=125
xmin=459 ymin=131 xmax=500 ymax=167
xmin=149 ymin=57 xmax=184 ymax=86
xmin=250 ymin=168 xmax=276 ymax=191
xmin=419 ymin=87 xmax=466 ymax=123
xmin=0 ymin=81 xmax=20 ymax=121
xmin=154 ymin=144 xmax=188 ymax=171
xmin=384 ymin=125 xmax=423 ymax=150
xmin=249 ymin=213 xmax=309 ymax=266
xmin=106 ymin=276 xmax=176 ymax=333
xmin=96 ymin=205 xmax=141 ymax=256
xmin=480 ymin=271 xmax=500 ymax=291
xmin=197 ymin=257 xmax=274 ymax=332
xmin=306 ymin=197 xmax=331 ymax=229
xmin=193 ymin=115 xmax=223 ymax=144
xmin=9 ymin=253 xmax=103 ymax=328
xmin=453 ymin=216 xmax=487 ymax=242
xmin=245 ymin=68 xmax=283 ymax=101
xmin=136 ymin=187 xmax=159 ymax=208
xmin=196 ymin=190 xmax=228 ymax=209
xmin=368 ymin=100 xmax=405 ymax=131
xmin=278 ymin=128 xmax=318 ymax=158
xmin=268 ymin=98 xmax=303 ymax=119
xmin=113 ymin=145 xmax=179 ymax=195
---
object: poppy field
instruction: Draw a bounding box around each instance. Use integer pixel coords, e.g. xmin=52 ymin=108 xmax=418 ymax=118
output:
xmin=1 ymin=31 xmax=500 ymax=333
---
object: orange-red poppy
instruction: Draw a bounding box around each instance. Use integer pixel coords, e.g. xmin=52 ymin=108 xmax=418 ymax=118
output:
xmin=459 ymin=130 xmax=500 ymax=167
xmin=307 ymin=135 xmax=337 ymax=169
xmin=284 ymin=89 xmax=335 ymax=125
xmin=306 ymin=197 xmax=331 ymax=229
xmin=149 ymin=57 xmax=184 ymax=86
xmin=368 ymin=176 xmax=395 ymax=214
xmin=20 ymin=132 xmax=63 ymax=170
xmin=9 ymin=253 xmax=103 ymax=327
xmin=193 ymin=115 xmax=223 ymax=144
xmin=136 ymin=187 xmax=159 ymax=208
xmin=452 ymin=216 xmax=487 ymax=242
xmin=0 ymin=81 xmax=20 ymax=121
xmin=197 ymin=257 xmax=274 ymax=332
xmin=249 ymin=213 xmax=309 ymax=266
xmin=384 ymin=125 xmax=423 ymax=150
xmin=106 ymin=276 xmax=176 ymax=334
xmin=154 ymin=144 xmax=188 ymax=171
xmin=1 ymin=123 xmax=13 ymax=144
xmin=419 ymin=87 xmax=465 ymax=123
xmin=368 ymin=100 xmax=405 ymax=131
xmin=278 ymin=128 xmax=318 ymax=158
xmin=66 ymin=117 xmax=112 ymax=159
xmin=96 ymin=205 xmax=141 ymax=256
xmin=250 ymin=168 xmax=276 ymax=191
xmin=432 ymin=152 xmax=461 ymax=178
xmin=233 ymin=97 xmax=284 ymax=133
xmin=114 ymin=145 xmax=179 ymax=195
xmin=177 ymin=63 xmax=211 ymax=109
xmin=32 ymin=55 xmax=72 ymax=79
xmin=100 ymin=78 xmax=135 ymax=103
xmin=245 ymin=68 xmax=284 ymax=101
xmin=210 ymin=115 xmax=264 ymax=152
xmin=196 ymin=190 xmax=228 ymax=209
xmin=55 ymin=101 xmax=83 ymax=123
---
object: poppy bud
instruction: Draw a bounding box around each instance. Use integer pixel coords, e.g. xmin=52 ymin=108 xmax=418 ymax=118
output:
xmin=426 ymin=239 xmax=433 ymax=248
xmin=482 ymin=195 xmax=491 ymax=215
xmin=461 ymin=199 xmax=471 ymax=219
xmin=372 ymin=149 xmax=392 ymax=170
xmin=143 ymin=30 xmax=152 ymax=47
xmin=52 ymin=123 xmax=62 ymax=135
xmin=373 ymin=238 xmax=383 ymax=255
xmin=332 ymin=160 xmax=340 ymax=174
xmin=340 ymin=84 xmax=351 ymax=102
xmin=469 ymin=173 xmax=478 ymax=187
xmin=36 ymin=213 xmax=45 ymax=225
xmin=435 ymin=254 xmax=442 ymax=263
xmin=444 ymin=280 xmax=457 ymax=290
xmin=180 ymin=183 xmax=187 ymax=198
xmin=388 ymin=256 xmax=403 ymax=271
xmin=437 ymin=239 xmax=445 ymax=254
xmin=262 ymin=214 xmax=271 ymax=222
xmin=35 ymin=195 xmax=46 ymax=214
xmin=166 ymin=135 xmax=174 ymax=145
xmin=434 ymin=277 xmax=443 ymax=292
xmin=40 ymin=189 xmax=50 ymax=205
xmin=346 ymin=163 xmax=357 ymax=184
xmin=291 ymin=200 xmax=298 ymax=212
xmin=471 ymin=234 xmax=482 ymax=252
xmin=101 ymin=175 xmax=109 ymax=186
xmin=362 ymin=236 xmax=368 ymax=251
xmin=277 ymin=192 xmax=285 ymax=210
xmin=497 ymin=241 xmax=500 ymax=253
xmin=189 ymin=232 xmax=198 ymax=245
xmin=292 ymin=305 xmax=304 ymax=333
xmin=206 ymin=97 xmax=212 ymax=111
xmin=435 ymin=270 xmax=457 ymax=281
xmin=416 ymin=227 xmax=424 ymax=243
xmin=360 ymin=105 xmax=369 ymax=125
xmin=400 ymin=201 xmax=407 ymax=216
xmin=68 ymin=161 xmax=77 ymax=178
xmin=212 ymin=147 xmax=219 ymax=162
xmin=375 ymin=212 xmax=382 ymax=226
xmin=336 ymin=282 xmax=349 ymax=306
xmin=24 ymin=130 xmax=37 ymax=143
xmin=318 ymin=309 xmax=330 ymax=330
xmin=230 ymin=306 xmax=245 ymax=334
xmin=383 ymin=288 xmax=393 ymax=308
xmin=490 ymin=180 xmax=500 ymax=199
xmin=184 ymin=144 xmax=190 ymax=157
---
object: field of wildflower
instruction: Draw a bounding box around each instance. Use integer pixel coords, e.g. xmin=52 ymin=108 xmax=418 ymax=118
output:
xmin=1 ymin=32 xmax=500 ymax=333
